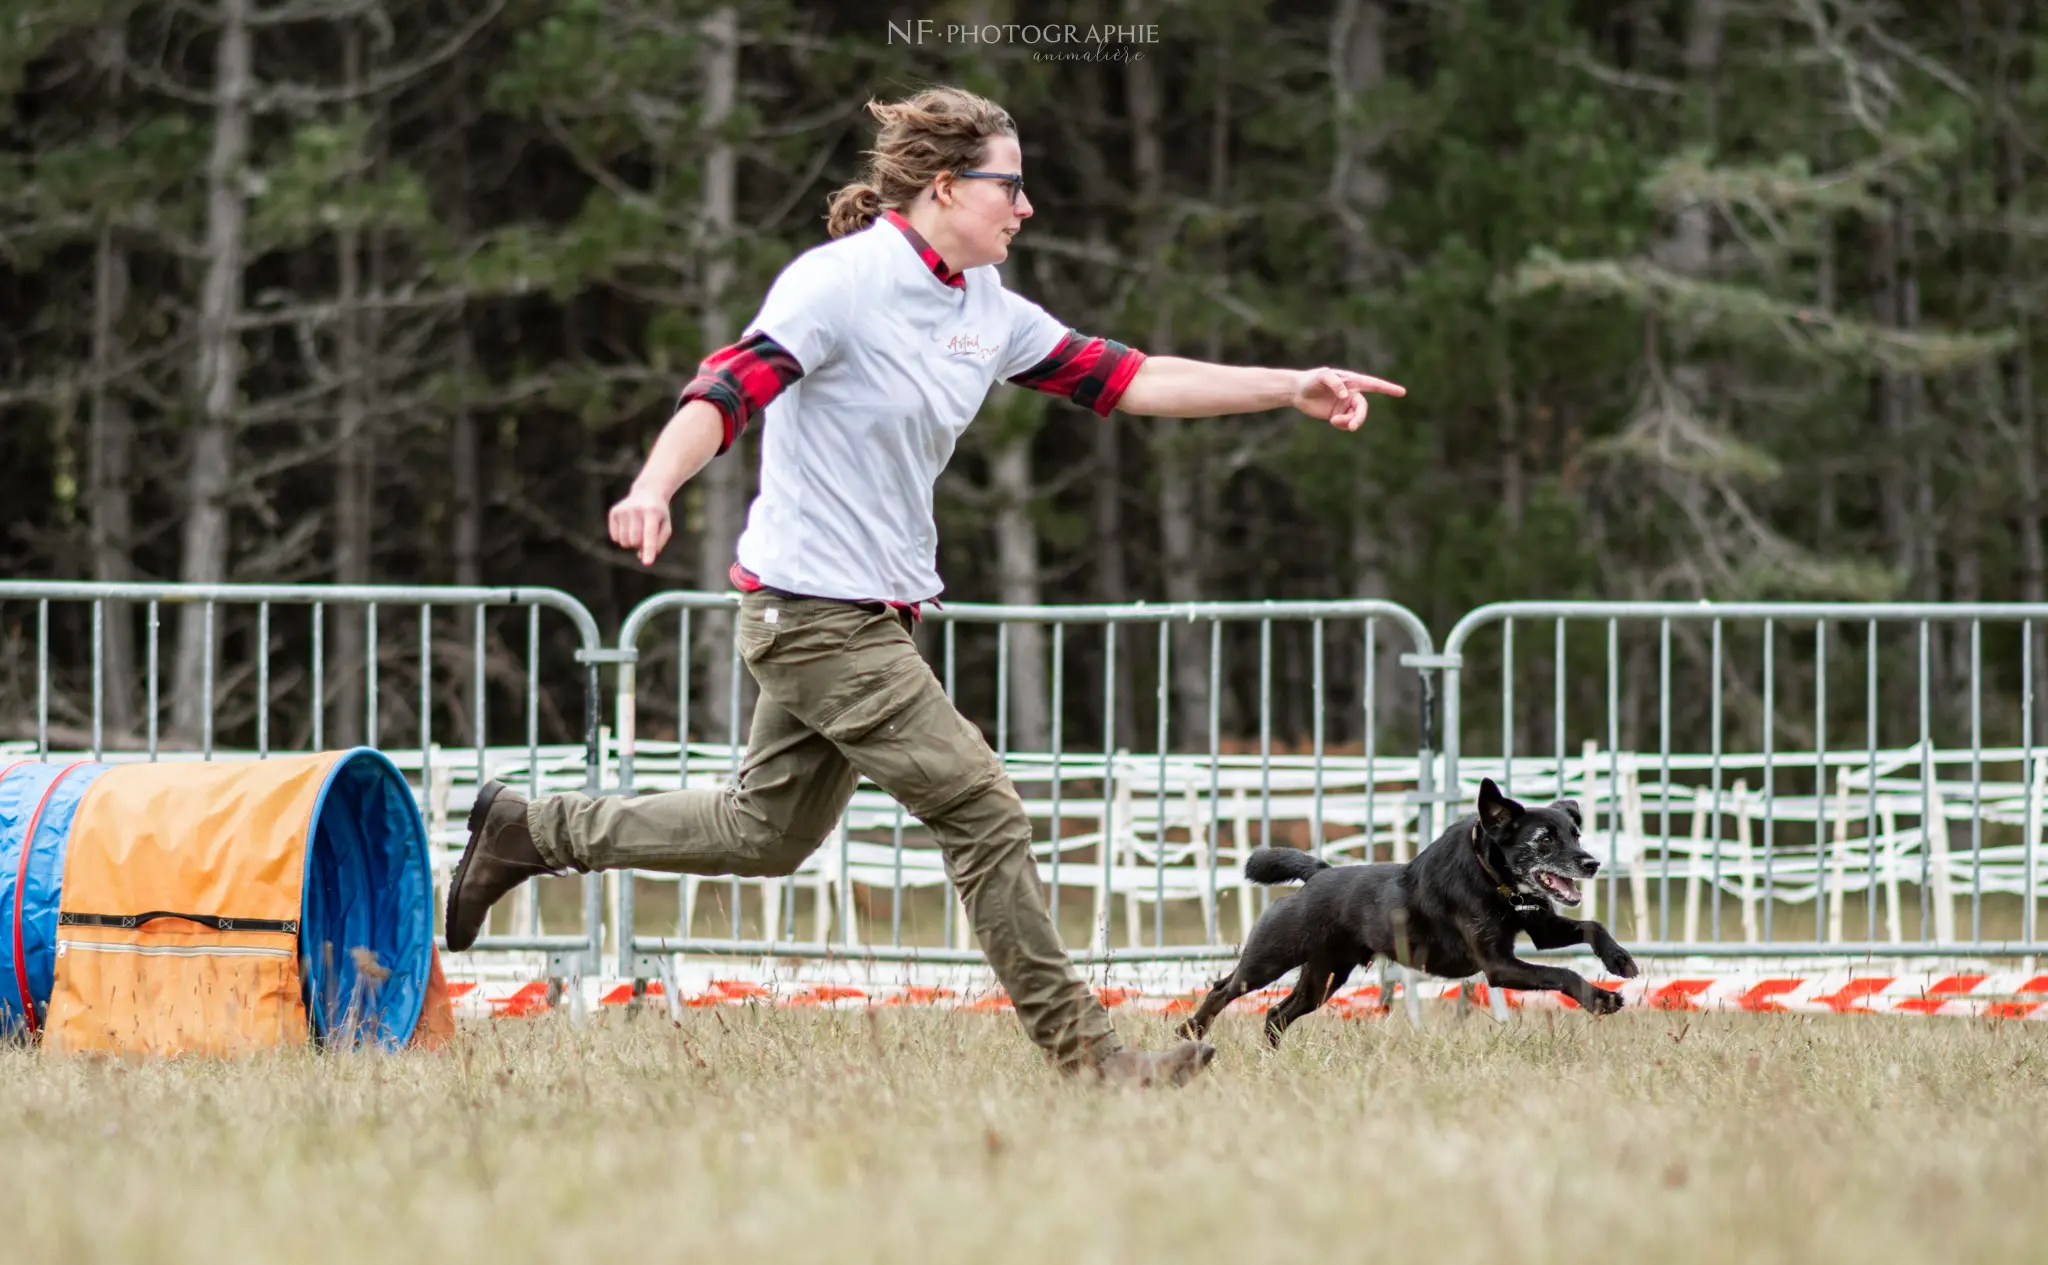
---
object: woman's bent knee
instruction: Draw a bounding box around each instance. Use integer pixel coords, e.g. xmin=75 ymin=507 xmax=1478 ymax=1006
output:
xmin=726 ymin=826 xmax=827 ymax=877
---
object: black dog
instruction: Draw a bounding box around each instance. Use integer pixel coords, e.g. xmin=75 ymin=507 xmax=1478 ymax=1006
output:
xmin=1178 ymin=778 xmax=1639 ymax=1047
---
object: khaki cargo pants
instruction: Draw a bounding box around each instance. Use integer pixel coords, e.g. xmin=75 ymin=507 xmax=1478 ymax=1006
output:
xmin=526 ymin=589 xmax=1118 ymax=1069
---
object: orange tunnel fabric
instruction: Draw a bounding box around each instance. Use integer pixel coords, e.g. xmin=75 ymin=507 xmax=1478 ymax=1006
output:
xmin=40 ymin=749 xmax=447 ymax=1057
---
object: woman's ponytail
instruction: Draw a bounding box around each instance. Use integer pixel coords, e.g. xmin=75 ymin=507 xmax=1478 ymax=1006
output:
xmin=826 ymin=181 xmax=885 ymax=238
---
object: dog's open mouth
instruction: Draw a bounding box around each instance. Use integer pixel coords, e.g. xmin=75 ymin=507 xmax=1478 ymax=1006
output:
xmin=1537 ymin=872 xmax=1583 ymax=905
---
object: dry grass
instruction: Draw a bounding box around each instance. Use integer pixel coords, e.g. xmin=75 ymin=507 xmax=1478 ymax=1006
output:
xmin=6 ymin=1002 xmax=2046 ymax=1264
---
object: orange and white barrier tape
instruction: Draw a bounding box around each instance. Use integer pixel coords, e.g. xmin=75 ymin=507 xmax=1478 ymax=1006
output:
xmin=443 ymin=968 xmax=2048 ymax=1022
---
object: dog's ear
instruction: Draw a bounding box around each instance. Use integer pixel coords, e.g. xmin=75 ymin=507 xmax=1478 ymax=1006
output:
xmin=1477 ymin=778 xmax=1523 ymax=832
xmin=1553 ymin=799 xmax=1583 ymax=829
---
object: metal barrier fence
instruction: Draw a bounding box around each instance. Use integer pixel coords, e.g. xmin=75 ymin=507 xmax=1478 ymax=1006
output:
xmin=609 ymin=593 xmax=1442 ymax=978
xmin=1441 ymin=603 xmax=2048 ymax=960
xmin=14 ymin=584 xmax=2047 ymax=987
xmin=0 ymin=581 xmax=611 ymax=974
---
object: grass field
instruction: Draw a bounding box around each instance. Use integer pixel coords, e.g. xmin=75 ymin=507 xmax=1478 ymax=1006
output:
xmin=7 ymin=1003 xmax=2045 ymax=1264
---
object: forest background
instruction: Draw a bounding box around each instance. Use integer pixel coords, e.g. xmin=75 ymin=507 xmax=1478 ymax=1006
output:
xmin=3 ymin=0 xmax=2039 ymax=762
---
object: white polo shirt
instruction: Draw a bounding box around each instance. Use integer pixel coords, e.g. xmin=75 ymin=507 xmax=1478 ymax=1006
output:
xmin=731 ymin=218 xmax=1072 ymax=605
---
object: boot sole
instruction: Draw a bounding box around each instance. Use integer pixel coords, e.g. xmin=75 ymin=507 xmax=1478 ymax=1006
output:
xmin=444 ymin=781 xmax=505 ymax=953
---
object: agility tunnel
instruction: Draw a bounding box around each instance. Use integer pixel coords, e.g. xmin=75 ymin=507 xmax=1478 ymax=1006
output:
xmin=0 ymin=748 xmax=452 ymax=1056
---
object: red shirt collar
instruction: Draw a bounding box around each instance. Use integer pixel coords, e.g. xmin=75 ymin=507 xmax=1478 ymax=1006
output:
xmin=882 ymin=207 xmax=966 ymax=290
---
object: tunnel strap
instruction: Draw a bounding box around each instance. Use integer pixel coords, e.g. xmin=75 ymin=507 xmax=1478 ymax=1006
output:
xmin=58 ymin=911 xmax=298 ymax=935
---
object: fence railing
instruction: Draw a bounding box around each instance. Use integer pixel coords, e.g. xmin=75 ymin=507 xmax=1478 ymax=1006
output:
xmin=1440 ymin=602 xmax=2048 ymax=960
xmin=11 ymin=583 xmax=2047 ymax=982
xmin=0 ymin=581 xmax=611 ymax=973
xmin=607 ymin=594 xmax=1442 ymax=976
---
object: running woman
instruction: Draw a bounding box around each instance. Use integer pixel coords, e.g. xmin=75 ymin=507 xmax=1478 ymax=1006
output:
xmin=446 ymin=86 xmax=1406 ymax=1085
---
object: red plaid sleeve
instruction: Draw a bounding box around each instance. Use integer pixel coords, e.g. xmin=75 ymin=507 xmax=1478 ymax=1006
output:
xmin=1006 ymin=332 xmax=1147 ymax=417
xmin=678 ymin=332 xmax=805 ymax=454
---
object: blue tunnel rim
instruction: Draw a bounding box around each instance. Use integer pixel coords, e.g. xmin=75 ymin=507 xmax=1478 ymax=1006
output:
xmin=302 ymin=746 xmax=433 ymax=1049
xmin=0 ymin=759 xmax=106 ymax=1032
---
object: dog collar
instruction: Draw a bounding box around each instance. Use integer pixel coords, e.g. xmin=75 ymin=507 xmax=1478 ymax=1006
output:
xmin=1502 ymin=889 xmax=1546 ymax=915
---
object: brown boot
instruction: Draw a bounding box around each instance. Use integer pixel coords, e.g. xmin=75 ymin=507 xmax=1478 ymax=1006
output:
xmin=1089 ymin=1039 xmax=1217 ymax=1088
xmin=444 ymin=781 xmax=559 ymax=952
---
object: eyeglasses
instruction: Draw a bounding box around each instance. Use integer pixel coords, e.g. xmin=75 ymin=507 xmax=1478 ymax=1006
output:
xmin=954 ymin=169 xmax=1024 ymax=204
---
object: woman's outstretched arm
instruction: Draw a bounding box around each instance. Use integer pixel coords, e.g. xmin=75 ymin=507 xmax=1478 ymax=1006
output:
xmin=1115 ymin=357 xmax=1406 ymax=428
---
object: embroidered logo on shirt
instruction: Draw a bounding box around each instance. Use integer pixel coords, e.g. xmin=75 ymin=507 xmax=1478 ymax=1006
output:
xmin=943 ymin=333 xmax=1002 ymax=360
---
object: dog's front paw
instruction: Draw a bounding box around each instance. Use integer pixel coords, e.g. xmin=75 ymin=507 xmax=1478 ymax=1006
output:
xmin=1580 ymin=986 xmax=1625 ymax=1016
xmin=1601 ymin=948 xmax=1639 ymax=979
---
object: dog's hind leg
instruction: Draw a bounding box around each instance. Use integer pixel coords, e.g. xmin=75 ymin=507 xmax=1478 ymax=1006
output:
xmin=1176 ymin=943 xmax=1305 ymax=1040
xmin=1177 ymin=975 xmax=1244 ymax=1041
xmin=1262 ymin=957 xmax=1355 ymax=1048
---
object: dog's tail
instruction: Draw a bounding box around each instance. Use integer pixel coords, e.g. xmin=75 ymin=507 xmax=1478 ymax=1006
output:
xmin=1244 ymin=847 xmax=1332 ymax=886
